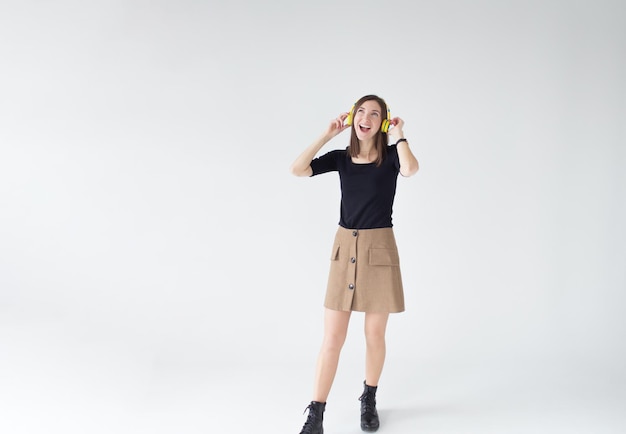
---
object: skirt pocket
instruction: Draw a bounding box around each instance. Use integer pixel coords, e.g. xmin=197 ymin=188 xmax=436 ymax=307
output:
xmin=369 ymin=248 xmax=399 ymax=266
xmin=330 ymin=243 xmax=340 ymax=260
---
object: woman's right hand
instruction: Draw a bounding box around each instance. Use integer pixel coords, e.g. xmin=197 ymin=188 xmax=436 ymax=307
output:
xmin=290 ymin=112 xmax=350 ymax=177
xmin=324 ymin=112 xmax=351 ymax=139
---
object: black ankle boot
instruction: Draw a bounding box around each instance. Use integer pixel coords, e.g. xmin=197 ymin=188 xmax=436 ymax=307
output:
xmin=359 ymin=381 xmax=379 ymax=432
xmin=299 ymin=401 xmax=325 ymax=434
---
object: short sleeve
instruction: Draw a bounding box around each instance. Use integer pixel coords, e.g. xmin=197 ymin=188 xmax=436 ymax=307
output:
xmin=389 ymin=145 xmax=401 ymax=172
xmin=310 ymin=150 xmax=344 ymax=176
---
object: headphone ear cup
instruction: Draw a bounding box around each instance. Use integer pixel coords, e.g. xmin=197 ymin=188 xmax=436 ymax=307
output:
xmin=382 ymin=107 xmax=391 ymax=132
xmin=346 ymin=104 xmax=355 ymax=126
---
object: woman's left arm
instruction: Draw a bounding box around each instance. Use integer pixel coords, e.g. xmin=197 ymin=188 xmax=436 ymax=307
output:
xmin=389 ymin=117 xmax=419 ymax=177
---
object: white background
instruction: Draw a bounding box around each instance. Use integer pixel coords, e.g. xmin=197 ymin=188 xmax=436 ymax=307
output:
xmin=1 ymin=1 xmax=625 ymax=433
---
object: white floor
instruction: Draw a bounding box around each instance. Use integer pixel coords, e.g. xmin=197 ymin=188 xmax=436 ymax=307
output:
xmin=2 ymin=330 xmax=625 ymax=434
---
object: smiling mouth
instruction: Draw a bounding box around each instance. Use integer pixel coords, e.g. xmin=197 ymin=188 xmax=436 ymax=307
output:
xmin=359 ymin=124 xmax=371 ymax=132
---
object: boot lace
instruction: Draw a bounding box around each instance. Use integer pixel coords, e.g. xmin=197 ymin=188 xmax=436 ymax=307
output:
xmin=359 ymin=389 xmax=377 ymax=415
xmin=299 ymin=404 xmax=319 ymax=434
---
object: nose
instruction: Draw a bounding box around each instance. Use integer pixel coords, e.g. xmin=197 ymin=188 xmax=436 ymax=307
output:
xmin=357 ymin=113 xmax=371 ymax=125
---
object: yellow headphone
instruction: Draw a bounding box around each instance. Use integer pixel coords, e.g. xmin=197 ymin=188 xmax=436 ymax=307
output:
xmin=345 ymin=102 xmax=391 ymax=133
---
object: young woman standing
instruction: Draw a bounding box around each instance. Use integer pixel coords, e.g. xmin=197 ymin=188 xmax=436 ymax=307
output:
xmin=290 ymin=95 xmax=419 ymax=433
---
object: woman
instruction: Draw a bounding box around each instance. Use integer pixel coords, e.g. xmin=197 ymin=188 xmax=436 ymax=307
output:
xmin=290 ymin=95 xmax=419 ymax=433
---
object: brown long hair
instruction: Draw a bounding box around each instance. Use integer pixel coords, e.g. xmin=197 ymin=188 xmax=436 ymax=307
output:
xmin=348 ymin=95 xmax=389 ymax=167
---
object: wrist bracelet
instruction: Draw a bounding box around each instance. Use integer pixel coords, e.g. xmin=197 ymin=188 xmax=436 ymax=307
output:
xmin=395 ymin=138 xmax=408 ymax=146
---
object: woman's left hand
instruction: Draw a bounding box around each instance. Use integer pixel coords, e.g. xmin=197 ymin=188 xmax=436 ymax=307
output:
xmin=388 ymin=117 xmax=405 ymax=141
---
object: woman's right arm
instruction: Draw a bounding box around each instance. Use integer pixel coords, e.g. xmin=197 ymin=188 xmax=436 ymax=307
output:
xmin=289 ymin=113 xmax=350 ymax=177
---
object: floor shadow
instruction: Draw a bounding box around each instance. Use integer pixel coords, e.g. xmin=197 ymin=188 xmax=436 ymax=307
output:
xmin=379 ymin=401 xmax=466 ymax=423
xmin=331 ymin=403 xmax=467 ymax=434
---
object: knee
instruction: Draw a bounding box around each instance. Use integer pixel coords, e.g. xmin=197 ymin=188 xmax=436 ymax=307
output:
xmin=322 ymin=332 xmax=347 ymax=353
xmin=365 ymin=329 xmax=386 ymax=347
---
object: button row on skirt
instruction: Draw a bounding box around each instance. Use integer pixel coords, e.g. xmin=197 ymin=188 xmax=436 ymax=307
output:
xmin=350 ymin=230 xmax=357 ymax=289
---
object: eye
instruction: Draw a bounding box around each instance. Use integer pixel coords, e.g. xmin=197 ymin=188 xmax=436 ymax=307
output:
xmin=371 ymin=112 xmax=379 ymax=117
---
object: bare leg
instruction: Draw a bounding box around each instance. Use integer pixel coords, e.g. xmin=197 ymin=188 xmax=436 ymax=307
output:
xmin=312 ymin=308 xmax=352 ymax=402
xmin=364 ymin=312 xmax=389 ymax=386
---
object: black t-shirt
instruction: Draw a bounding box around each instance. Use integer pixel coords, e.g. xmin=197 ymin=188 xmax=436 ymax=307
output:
xmin=310 ymin=145 xmax=400 ymax=229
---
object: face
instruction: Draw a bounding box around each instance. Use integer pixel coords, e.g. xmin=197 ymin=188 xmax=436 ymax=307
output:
xmin=353 ymin=99 xmax=383 ymax=141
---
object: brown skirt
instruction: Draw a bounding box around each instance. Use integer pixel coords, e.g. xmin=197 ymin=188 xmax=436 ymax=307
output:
xmin=324 ymin=226 xmax=405 ymax=313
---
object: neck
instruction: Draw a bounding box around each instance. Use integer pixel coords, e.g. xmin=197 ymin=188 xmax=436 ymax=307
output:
xmin=359 ymin=139 xmax=375 ymax=154
xmin=357 ymin=140 xmax=377 ymax=161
